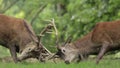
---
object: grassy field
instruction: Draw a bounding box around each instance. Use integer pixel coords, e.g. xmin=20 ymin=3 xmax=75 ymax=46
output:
xmin=0 ymin=59 xmax=120 ymax=68
xmin=0 ymin=46 xmax=120 ymax=68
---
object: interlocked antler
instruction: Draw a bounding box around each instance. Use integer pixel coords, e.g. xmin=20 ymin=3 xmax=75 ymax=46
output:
xmin=46 ymin=19 xmax=59 ymax=63
xmin=37 ymin=19 xmax=59 ymax=62
xmin=44 ymin=19 xmax=58 ymax=43
xmin=38 ymin=23 xmax=53 ymax=41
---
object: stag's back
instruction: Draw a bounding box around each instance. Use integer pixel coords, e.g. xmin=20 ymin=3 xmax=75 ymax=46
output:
xmin=92 ymin=20 xmax=120 ymax=46
xmin=0 ymin=14 xmax=34 ymax=51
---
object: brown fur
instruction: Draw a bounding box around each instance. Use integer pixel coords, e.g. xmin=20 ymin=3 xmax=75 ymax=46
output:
xmin=60 ymin=20 xmax=120 ymax=64
xmin=0 ymin=14 xmax=38 ymax=63
xmin=92 ymin=20 xmax=120 ymax=46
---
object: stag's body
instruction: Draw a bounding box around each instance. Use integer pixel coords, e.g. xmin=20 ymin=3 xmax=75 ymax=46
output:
xmin=0 ymin=14 xmax=35 ymax=51
xmin=57 ymin=20 xmax=120 ymax=64
xmin=92 ymin=21 xmax=120 ymax=46
xmin=92 ymin=21 xmax=120 ymax=63
xmin=0 ymin=14 xmax=39 ymax=63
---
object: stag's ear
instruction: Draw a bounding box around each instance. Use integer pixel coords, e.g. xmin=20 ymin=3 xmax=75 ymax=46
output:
xmin=67 ymin=37 xmax=72 ymax=43
xmin=57 ymin=45 xmax=62 ymax=50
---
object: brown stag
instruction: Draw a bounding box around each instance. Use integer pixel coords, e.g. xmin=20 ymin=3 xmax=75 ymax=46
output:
xmin=53 ymin=20 xmax=120 ymax=64
xmin=0 ymin=14 xmax=55 ymax=63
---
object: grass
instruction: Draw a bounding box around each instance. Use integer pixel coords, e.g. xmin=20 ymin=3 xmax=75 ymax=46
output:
xmin=0 ymin=46 xmax=120 ymax=68
xmin=0 ymin=46 xmax=10 ymax=57
xmin=0 ymin=59 xmax=120 ymax=68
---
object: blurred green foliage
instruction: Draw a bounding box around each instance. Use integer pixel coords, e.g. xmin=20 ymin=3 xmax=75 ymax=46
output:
xmin=0 ymin=0 xmax=120 ymax=52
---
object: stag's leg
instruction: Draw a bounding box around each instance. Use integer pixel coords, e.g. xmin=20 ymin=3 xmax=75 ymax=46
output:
xmin=96 ymin=42 xmax=110 ymax=64
xmin=8 ymin=44 xmax=18 ymax=63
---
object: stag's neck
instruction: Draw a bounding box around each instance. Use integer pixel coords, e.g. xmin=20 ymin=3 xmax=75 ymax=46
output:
xmin=17 ymin=25 xmax=35 ymax=52
xmin=17 ymin=34 xmax=32 ymax=52
xmin=73 ymin=32 xmax=93 ymax=48
xmin=72 ymin=32 xmax=99 ymax=55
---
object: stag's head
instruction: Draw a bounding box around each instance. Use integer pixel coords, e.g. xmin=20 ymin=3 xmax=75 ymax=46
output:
xmin=18 ymin=41 xmax=43 ymax=61
xmin=53 ymin=36 xmax=88 ymax=64
xmin=55 ymin=37 xmax=80 ymax=64
xmin=18 ymin=20 xmax=55 ymax=62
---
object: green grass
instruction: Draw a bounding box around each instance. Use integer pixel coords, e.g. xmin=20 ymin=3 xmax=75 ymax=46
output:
xmin=0 ymin=59 xmax=120 ymax=68
xmin=0 ymin=46 xmax=120 ymax=68
xmin=0 ymin=46 xmax=10 ymax=57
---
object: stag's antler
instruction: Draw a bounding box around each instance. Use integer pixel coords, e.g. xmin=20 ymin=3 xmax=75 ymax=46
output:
xmin=44 ymin=19 xmax=58 ymax=45
xmin=38 ymin=23 xmax=53 ymax=41
xmin=44 ymin=19 xmax=60 ymax=63
xmin=51 ymin=19 xmax=59 ymax=45
xmin=37 ymin=19 xmax=59 ymax=62
xmin=45 ymin=19 xmax=59 ymax=62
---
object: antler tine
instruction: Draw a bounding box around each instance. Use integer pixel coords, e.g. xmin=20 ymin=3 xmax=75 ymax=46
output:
xmin=51 ymin=19 xmax=59 ymax=45
xmin=38 ymin=23 xmax=53 ymax=41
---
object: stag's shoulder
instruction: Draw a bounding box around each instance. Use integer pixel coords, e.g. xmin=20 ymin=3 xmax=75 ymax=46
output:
xmin=91 ymin=20 xmax=120 ymax=44
xmin=91 ymin=21 xmax=110 ymax=44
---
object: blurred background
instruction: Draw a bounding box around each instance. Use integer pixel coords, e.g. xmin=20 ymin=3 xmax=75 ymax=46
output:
xmin=0 ymin=0 xmax=120 ymax=57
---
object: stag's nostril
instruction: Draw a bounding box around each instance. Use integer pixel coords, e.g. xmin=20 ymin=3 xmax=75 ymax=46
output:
xmin=65 ymin=60 xmax=70 ymax=64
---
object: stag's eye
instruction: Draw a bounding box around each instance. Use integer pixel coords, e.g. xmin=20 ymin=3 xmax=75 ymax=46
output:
xmin=63 ymin=49 xmax=66 ymax=53
xmin=28 ymin=48 xmax=32 ymax=51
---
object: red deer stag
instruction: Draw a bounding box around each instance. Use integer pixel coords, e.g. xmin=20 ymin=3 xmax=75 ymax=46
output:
xmin=0 ymin=14 xmax=55 ymax=63
xmin=52 ymin=20 xmax=120 ymax=64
